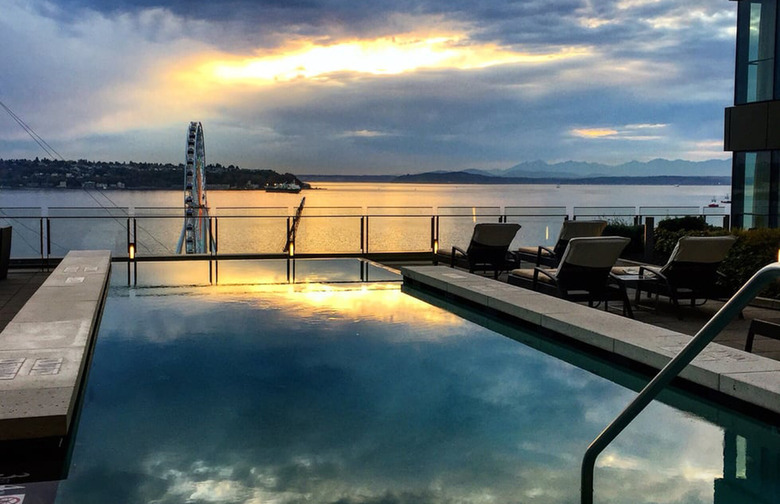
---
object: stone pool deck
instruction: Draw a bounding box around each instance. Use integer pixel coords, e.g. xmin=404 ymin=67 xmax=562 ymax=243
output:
xmin=0 ymin=250 xmax=111 ymax=440
xmin=402 ymin=265 xmax=780 ymax=417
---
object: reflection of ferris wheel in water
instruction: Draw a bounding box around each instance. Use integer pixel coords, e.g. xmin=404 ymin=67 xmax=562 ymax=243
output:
xmin=176 ymin=121 xmax=213 ymax=254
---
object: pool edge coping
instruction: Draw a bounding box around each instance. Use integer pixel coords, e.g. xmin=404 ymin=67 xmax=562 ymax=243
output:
xmin=401 ymin=265 xmax=780 ymax=417
xmin=0 ymin=250 xmax=111 ymax=440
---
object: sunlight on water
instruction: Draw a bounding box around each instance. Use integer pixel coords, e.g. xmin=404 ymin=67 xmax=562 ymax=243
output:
xmin=1 ymin=183 xmax=730 ymax=259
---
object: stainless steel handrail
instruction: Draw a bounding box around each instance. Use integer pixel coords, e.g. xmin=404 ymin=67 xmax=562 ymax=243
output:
xmin=581 ymin=262 xmax=780 ymax=504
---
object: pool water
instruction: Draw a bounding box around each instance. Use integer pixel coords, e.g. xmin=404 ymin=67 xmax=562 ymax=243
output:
xmin=4 ymin=262 xmax=780 ymax=504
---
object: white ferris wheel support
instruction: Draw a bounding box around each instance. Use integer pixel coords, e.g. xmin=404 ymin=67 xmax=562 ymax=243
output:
xmin=176 ymin=121 xmax=212 ymax=254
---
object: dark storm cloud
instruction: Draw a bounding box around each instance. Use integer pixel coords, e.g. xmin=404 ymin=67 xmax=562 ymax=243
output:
xmin=1 ymin=0 xmax=736 ymax=172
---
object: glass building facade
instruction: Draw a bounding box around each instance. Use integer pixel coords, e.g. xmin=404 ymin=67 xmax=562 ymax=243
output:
xmin=726 ymin=0 xmax=780 ymax=228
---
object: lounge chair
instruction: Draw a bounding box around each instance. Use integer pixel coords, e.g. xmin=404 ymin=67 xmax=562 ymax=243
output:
xmin=514 ymin=219 xmax=607 ymax=267
xmin=508 ymin=236 xmax=633 ymax=317
xmin=629 ymin=235 xmax=737 ymax=318
xmin=445 ymin=223 xmax=521 ymax=279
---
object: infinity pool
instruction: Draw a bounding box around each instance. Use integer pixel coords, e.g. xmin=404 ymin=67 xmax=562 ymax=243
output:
xmin=3 ymin=260 xmax=780 ymax=504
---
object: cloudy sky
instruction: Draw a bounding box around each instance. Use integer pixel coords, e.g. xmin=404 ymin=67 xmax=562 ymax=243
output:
xmin=1 ymin=0 xmax=735 ymax=174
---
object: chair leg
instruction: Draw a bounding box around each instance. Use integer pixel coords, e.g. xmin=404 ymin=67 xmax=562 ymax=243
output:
xmin=670 ymin=293 xmax=682 ymax=320
xmin=746 ymin=324 xmax=756 ymax=353
xmin=620 ymin=287 xmax=634 ymax=319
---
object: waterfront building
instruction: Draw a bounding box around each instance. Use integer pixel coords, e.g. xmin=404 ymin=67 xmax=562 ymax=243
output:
xmin=725 ymin=0 xmax=780 ymax=228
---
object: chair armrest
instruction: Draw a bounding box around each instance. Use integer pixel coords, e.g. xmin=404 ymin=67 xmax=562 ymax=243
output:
xmin=536 ymin=246 xmax=554 ymax=266
xmin=451 ymin=246 xmax=467 ymax=267
xmin=532 ymin=266 xmax=556 ymax=289
xmin=638 ymin=265 xmax=663 ymax=279
xmin=452 ymin=246 xmax=467 ymax=257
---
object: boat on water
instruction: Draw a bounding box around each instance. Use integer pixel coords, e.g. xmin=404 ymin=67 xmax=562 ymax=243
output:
xmin=721 ymin=194 xmax=732 ymax=204
xmin=265 ymin=182 xmax=302 ymax=193
xmin=707 ymin=197 xmax=721 ymax=208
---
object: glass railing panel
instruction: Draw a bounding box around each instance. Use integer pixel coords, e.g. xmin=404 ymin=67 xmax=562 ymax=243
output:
xmin=639 ymin=206 xmax=700 ymax=221
xmin=702 ymin=206 xmax=727 ymax=215
xmin=303 ymin=207 xmax=363 ymax=216
xmin=367 ymin=206 xmax=432 ymax=216
xmin=47 ymin=215 xmax=129 ymax=258
xmin=0 ymin=207 xmax=43 ymax=259
xmin=702 ymin=206 xmax=730 ymax=228
xmin=367 ymin=215 xmax=432 ymax=252
xmin=438 ymin=215 xmax=505 ymax=253
xmin=48 ymin=207 xmax=130 ymax=218
xmin=504 ymin=216 xmax=566 ymax=249
xmin=213 ymin=216 xmax=288 ymax=255
xmin=437 ymin=206 xmax=502 ymax=218
xmin=295 ymin=215 xmax=362 ymax=254
xmin=214 ymin=207 xmax=288 ymax=217
xmin=505 ymin=206 xmax=567 ymax=217
xmin=134 ymin=216 xmax=191 ymax=256
xmin=134 ymin=207 xmax=184 ymax=216
xmin=504 ymin=207 xmax=568 ymax=249
xmin=573 ymin=206 xmax=636 ymax=222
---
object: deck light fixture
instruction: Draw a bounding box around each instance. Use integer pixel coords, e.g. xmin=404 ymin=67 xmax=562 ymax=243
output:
xmin=289 ymin=242 xmax=294 ymax=257
xmin=128 ymin=243 xmax=136 ymax=260
xmin=433 ymin=238 xmax=439 ymax=254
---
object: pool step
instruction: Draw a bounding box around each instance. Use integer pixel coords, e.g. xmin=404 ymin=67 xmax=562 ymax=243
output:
xmin=0 ymin=250 xmax=111 ymax=440
xmin=401 ymin=265 xmax=780 ymax=417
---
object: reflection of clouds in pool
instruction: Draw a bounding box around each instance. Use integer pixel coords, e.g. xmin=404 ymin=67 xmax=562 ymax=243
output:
xmin=70 ymin=287 xmax=724 ymax=504
xmin=102 ymin=286 xmax=463 ymax=345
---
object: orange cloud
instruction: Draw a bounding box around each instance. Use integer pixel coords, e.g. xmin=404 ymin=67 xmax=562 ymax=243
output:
xmin=571 ymin=128 xmax=619 ymax=138
xmin=200 ymin=36 xmax=591 ymax=84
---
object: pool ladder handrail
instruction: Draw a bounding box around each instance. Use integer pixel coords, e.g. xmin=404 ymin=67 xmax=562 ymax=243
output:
xmin=581 ymin=262 xmax=780 ymax=504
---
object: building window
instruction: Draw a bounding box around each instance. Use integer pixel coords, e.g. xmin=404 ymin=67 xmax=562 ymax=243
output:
xmin=733 ymin=151 xmax=777 ymax=228
xmin=735 ymin=0 xmax=778 ymax=104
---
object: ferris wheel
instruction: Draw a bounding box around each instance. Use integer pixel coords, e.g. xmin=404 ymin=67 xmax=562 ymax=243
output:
xmin=176 ymin=121 xmax=212 ymax=254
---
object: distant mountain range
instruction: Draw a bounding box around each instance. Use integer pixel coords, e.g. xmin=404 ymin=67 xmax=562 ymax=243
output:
xmin=465 ymin=158 xmax=731 ymax=179
xmin=301 ymin=159 xmax=732 ymax=185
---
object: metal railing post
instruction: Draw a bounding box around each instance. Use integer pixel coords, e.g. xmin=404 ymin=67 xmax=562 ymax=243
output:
xmin=46 ymin=218 xmax=51 ymax=263
xmin=213 ymin=217 xmax=218 ymax=284
xmin=132 ymin=218 xmax=137 ymax=286
xmin=361 ymin=216 xmax=365 ymax=254
xmin=39 ymin=217 xmax=44 ymax=267
xmin=643 ymin=216 xmax=654 ymax=263
xmin=365 ymin=215 xmax=370 ymax=254
xmin=127 ymin=218 xmax=131 ymax=285
xmin=581 ymin=262 xmax=780 ymax=504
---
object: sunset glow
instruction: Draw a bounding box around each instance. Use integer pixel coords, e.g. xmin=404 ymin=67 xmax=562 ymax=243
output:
xmin=207 ymin=36 xmax=590 ymax=83
xmin=572 ymin=128 xmax=619 ymax=138
xmin=1 ymin=0 xmax=738 ymax=169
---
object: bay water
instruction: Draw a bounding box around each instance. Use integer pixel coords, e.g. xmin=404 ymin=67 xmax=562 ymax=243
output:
xmin=0 ymin=183 xmax=730 ymax=258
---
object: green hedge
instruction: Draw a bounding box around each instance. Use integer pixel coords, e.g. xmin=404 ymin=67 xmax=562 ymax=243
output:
xmin=604 ymin=219 xmax=644 ymax=259
xmin=653 ymin=217 xmax=780 ymax=297
xmin=719 ymin=228 xmax=780 ymax=296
